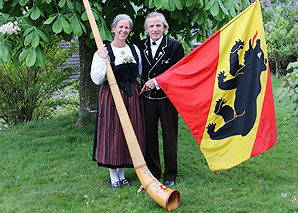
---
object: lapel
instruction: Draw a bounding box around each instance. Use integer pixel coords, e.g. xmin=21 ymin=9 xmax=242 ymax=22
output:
xmin=143 ymin=38 xmax=153 ymax=66
xmin=153 ymin=36 xmax=167 ymax=63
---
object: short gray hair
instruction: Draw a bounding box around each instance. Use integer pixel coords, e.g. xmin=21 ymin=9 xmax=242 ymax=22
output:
xmin=144 ymin=12 xmax=169 ymax=35
xmin=111 ymin=14 xmax=133 ymax=31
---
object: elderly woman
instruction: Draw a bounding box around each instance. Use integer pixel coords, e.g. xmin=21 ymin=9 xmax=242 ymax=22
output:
xmin=91 ymin=14 xmax=144 ymax=189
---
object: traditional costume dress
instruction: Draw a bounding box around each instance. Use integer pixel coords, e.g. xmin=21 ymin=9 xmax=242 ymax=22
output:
xmin=91 ymin=42 xmax=145 ymax=169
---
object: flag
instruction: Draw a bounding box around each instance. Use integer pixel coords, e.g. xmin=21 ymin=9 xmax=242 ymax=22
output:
xmin=155 ymin=0 xmax=277 ymax=172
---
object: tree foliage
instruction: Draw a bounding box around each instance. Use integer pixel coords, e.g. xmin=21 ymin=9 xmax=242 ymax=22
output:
xmin=0 ymin=0 xmax=250 ymax=68
xmin=134 ymin=0 xmax=250 ymax=43
xmin=263 ymin=0 xmax=298 ymax=78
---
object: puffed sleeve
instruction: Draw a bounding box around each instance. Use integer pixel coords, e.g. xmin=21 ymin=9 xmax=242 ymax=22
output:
xmin=90 ymin=51 xmax=107 ymax=85
xmin=134 ymin=44 xmax=142 ymax=77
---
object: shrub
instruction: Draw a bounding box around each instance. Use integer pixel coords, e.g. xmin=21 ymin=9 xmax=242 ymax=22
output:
xmin=0 ymin=37 xmax=78 ymax=125
xmin=263 ymin=2 xmax=298 ymax=78
xmin=47 ymin=80 xmax=80 ymax=117
xmin=278 ymin=60 xmax=298 ymax=123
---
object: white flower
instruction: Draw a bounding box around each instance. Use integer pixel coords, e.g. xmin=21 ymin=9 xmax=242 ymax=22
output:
xmin=290 ymin=196 xmax=297 ymax=204
xmin=0 ymin=21 xmax=21 ymax=35
xmin=281 ymin=193 xmax=287 ymax=198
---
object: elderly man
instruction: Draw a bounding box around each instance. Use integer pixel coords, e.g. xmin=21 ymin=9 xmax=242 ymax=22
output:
xmin=137 ymin=12 xmax=184 ymax=187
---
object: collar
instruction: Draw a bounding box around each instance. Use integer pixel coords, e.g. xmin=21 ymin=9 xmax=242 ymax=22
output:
xmin=150 ymin=36 xmax=163 ymax=46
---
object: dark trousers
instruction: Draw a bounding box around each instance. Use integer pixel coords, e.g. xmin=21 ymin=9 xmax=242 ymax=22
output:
xmin=144 ymin=97 xmax=178 ymax=181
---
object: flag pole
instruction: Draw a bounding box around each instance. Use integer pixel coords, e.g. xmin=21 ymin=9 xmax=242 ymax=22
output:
xmin=81 ymin=0 xmax=180 ymax=211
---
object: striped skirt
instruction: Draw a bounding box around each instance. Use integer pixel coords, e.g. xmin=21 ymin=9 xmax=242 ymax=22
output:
xmin=92 ymin=81 xmax=145 ymax=168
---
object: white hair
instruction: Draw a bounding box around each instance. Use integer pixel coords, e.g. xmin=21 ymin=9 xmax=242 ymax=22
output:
xmin=144 ymin=12 xmax=169 ymax=35
xmin=111 ymin=14 xmax=133 ymax=31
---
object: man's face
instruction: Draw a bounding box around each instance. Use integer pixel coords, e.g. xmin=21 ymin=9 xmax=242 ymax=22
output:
xmin=145 ymin=16 xmax=166 ymax=42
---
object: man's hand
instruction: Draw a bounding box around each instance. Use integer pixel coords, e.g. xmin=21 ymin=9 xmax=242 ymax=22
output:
xmin=139 ymin=79 xmax=156 ymax=96
xmin=141 ymin=78 xmax=156 ymax=92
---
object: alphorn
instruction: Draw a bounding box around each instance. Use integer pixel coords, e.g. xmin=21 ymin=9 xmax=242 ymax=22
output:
xmin=82 ymin=0 xmax=180 ymax=211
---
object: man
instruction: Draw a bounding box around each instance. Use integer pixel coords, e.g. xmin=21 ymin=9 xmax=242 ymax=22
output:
xmin=137 ymin=12 xmax=184 ymax=187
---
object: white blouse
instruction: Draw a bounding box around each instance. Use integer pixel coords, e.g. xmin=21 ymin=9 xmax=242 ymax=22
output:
xmin=90 ymin=44 xmax=142 ymax=85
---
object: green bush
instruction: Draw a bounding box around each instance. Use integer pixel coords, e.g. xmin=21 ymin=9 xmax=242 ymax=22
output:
xmin=47 ymin=81 xmax=80 ymax=117
xmin=0 ymin=37 xmax=78 ymax=125
xmin=278 ymin=60 xmax=298 ymax=123
xmin=263 ymin=2 xmax=298 ymax=78
xmin=268 ymin=51 xmax=298 ymax=76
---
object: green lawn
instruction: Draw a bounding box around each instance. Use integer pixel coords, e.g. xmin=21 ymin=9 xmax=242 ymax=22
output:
xmin=0 ymin=76 xmax=297 ymax=212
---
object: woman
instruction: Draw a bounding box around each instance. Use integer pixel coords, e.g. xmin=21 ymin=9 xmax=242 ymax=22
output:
xmin=91 ymin=14 xmax=145 ymax=189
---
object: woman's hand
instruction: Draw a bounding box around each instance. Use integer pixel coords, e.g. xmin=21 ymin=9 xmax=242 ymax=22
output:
xmin=97 ymin=45 xmax=108 ymax=59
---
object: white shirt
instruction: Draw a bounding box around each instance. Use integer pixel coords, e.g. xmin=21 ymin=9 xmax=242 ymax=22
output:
xmin=150 ymin=36 xmax=163 ymax=90
xmin=90 ymin=44 xmax=142 ymax=85
xmin=150 ymin=36 xmax=163 ymax=58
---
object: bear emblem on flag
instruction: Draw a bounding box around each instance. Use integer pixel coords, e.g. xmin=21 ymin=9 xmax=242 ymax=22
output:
xmin=207 ymin=36 xmax=267 ymax=140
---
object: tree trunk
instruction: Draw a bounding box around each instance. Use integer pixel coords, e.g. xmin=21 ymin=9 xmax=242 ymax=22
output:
xmin=76 ymin=35 xmax=98 ymax=126
xmin=275 ymin=52 xmax=281 ymax=79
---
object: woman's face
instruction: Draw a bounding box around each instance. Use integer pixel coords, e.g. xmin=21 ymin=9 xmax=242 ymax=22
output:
xmin=113 ymin=19 xmax=131 ymax=41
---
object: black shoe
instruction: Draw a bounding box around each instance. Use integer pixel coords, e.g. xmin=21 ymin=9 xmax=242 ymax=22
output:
xmin=163 ymin=180 xmax=175 ymax=187
xmin=120 ymin=179 xmax=131 ymax=187
xmin=111 ymin=181 xmax=122 ymax=189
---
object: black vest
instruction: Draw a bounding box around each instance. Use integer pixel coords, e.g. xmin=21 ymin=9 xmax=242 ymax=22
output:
xmin=104 ymin=41 xmax=139 ymax=97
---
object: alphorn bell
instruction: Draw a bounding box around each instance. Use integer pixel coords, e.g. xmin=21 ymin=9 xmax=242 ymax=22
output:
xmin=81 ymin=0 xmax=180 ymax=211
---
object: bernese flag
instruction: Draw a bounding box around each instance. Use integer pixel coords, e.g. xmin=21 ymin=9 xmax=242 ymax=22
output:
xmin=155 ymin=0 xmax=277 ymax=172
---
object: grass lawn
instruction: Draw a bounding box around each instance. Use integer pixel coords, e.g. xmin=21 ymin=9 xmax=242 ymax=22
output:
xmin=0 ymin=76 xmax=297 ymax=212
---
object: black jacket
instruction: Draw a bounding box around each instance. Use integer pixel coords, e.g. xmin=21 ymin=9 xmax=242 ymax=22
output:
xmin=137 ymin=36 xmax=184 ymax=99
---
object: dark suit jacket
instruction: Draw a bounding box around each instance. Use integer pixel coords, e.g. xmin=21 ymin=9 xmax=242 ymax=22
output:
xmin=137 ymin=36 xmax=184 ymax=100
